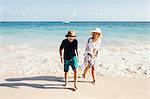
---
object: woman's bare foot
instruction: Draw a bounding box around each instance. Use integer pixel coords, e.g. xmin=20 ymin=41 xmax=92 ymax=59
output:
xmin=92 ymin=80 xmax=95 ymax=85
xmin=82 ymin=74 xmax=85 ymax=78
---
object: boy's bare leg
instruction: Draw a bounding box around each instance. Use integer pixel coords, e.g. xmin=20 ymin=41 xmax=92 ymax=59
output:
xmin=64 ymin=72 xmax=68 ymax=86
xmin=74 ymin=69 xmax=78 ymax=89
xmin=83 ymin=64 xmax=90 ymax=78
xmin=91 ymin=66 xmax=95 ymax=84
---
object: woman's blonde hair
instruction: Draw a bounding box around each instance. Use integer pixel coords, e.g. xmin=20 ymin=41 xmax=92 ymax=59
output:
xmin=91 ymin=32 xmax=103 ymax=39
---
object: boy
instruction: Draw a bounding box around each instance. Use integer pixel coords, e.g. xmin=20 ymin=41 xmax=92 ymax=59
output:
xmin=59 ymin=30 xmax=79 ymax=90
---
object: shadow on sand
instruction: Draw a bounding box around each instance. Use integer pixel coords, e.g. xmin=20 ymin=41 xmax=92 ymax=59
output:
xmin=0 ymin=76 xmax=78 ymax=91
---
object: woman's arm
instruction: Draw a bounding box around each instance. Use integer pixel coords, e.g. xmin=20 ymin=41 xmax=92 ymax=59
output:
xmin=92 ymin=39 xmax=101 ymax=58
xmin=92 ymin=49 xmax=96 ymax=58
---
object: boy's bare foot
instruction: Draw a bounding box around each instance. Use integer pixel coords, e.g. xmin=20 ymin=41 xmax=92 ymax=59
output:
xmin=74 ymin=84 xmax=78 ymax=90
xmin=63 ymin=83 xmax=68 ymax=88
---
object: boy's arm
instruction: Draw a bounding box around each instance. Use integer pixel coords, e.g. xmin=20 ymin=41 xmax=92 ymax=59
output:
xmin=75 ymin=40 xmax=79 ymax=62
xmin=59 ymin=48 xmax=63 ymax=63
xmin=75 ymin=49 xmax=79 ymax=63
xmin=59 ymin=40 xmax=64 ymax=64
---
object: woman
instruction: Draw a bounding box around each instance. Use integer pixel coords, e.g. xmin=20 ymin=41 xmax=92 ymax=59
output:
xmin=82 ymin=28 xmax=102 ymax=84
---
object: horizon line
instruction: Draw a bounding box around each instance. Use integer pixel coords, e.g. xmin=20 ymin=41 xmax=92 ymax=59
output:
xmin=0 ymin=20 xmax=150 ymax=23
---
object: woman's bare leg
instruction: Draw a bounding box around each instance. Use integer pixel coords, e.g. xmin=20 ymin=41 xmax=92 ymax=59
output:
xmin=91 ymin=66 xmax=95 ymax=84
xmin=83 ymin=64 xmax=90 ymax=78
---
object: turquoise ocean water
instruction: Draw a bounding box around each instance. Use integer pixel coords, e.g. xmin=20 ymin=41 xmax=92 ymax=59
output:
xmin=0 ymin=22 xmax=150 ymax=76
xmin=0 ymin=22 xmax=150 ymax=49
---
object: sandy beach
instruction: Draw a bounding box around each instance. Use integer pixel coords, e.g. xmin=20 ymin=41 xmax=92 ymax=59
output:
xmin=0 ymin=74 xmax=149 ymax=99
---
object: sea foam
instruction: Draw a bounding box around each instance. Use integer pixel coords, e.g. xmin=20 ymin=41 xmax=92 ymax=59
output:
xmin=0 ymin=41 xmax=149 ymax=77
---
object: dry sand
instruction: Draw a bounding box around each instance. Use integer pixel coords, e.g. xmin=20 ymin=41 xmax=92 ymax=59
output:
xmin=0 ymin=74 xmax=149 ymax=99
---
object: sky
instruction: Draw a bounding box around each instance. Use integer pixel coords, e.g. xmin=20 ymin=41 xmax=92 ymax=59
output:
xmin=0 ymin=0 xmax=150 ymax=21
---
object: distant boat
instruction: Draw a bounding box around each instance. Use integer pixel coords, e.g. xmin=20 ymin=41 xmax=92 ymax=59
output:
xmin=62 ymin=20 xmax=70 ymax=24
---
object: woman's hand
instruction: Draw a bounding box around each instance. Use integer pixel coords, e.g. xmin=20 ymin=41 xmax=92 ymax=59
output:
xmin=92 ymin=55 xmax=95 ymax=59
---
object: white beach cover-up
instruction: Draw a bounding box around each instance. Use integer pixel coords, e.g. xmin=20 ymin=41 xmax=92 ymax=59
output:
xmin=81 ymin=37 xmax=101 ymax=68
